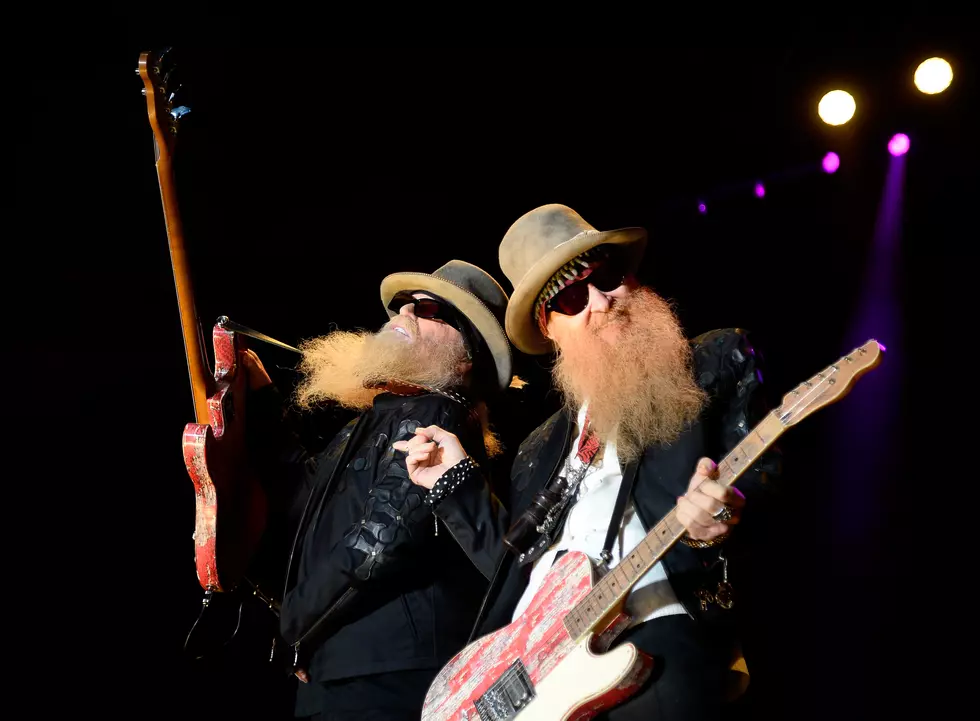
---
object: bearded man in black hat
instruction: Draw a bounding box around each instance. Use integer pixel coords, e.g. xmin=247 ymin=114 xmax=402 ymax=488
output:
xmin=397 ymin=205 xmax=784 ymax=721
xmin=242 ymin=260 xmax=516 ymax=721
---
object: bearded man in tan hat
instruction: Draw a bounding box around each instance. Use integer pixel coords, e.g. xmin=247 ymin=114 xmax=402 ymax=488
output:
xmin=396 ymin=205 xmax=783 ymax=721
xmin=240 ymin=260 xmax=514 ymax=721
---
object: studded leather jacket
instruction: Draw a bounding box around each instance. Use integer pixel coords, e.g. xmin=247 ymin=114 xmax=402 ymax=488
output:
xmin=248 ymin=385 xmax=509 ymax=683
xmin=469 ymin=327 xmax=784 ymax=640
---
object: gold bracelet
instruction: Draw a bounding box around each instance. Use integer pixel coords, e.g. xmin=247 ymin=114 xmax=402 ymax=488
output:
xmin=679 ymin=533 xmax=729 ymax=549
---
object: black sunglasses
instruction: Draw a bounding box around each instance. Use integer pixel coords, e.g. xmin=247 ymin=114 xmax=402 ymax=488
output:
xmin=545 ymin=257 xmax=628 ymax=316
xmin=387 ymin=292 xmax=465 ymax=333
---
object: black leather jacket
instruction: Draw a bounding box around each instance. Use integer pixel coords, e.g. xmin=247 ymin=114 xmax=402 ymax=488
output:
xmin=469 ymin=327 xmax=784 ymax=640
xmin=248 ymin=385 xmax=509 ymax=683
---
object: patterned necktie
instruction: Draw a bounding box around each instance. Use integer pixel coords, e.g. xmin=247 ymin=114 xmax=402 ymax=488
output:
xmin=576 ymin=408 xmax=601 ymax=464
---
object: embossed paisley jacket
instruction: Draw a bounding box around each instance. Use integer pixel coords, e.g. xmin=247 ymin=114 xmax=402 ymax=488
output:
xmin=249 ymin=386 xmax=509 ymax=683
xmin=471 ymin=328 xmax=784 ymax=640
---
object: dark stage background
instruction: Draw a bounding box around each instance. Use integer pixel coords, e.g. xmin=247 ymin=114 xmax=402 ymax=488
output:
xmin=19 ymin=36 xmax=969 ymax=719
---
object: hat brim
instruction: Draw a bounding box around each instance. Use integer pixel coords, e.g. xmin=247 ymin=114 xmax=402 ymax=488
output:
xmin=504 ymin=227 xmax=648 ymax=355
xmin=380 ymin=273 xmax=513 ymax=391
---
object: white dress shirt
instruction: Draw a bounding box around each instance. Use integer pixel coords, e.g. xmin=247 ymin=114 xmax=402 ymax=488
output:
xmin=512 ymin=403 xmax=688 ymax=626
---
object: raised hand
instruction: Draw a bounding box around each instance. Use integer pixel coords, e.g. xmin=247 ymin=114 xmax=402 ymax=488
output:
xmin=392 ymin=425 xmax=467 ymax=489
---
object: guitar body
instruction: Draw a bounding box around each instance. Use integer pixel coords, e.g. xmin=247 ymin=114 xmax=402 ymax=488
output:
xmin=183 ymin=322 xmax=269 ymax=592
xmin=422 ymin=551 xmax=652 ymax=721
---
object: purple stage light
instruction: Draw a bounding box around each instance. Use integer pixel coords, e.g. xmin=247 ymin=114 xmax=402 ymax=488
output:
xmin=697 ymin=202 xmax=707 ymax=214
xmin=823 ymin=152 xmax=840 ymax=173
xmin=754 ymin=182 xmax=765 ymax=198
xmin=888 ymin=133 xmax=910 ymax=157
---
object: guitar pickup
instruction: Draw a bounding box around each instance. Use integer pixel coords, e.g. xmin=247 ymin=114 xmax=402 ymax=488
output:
xmin=474 ymin=658 xmax=535 ymax=721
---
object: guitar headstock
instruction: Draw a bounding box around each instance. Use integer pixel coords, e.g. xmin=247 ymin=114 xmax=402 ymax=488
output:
xmin=137 ymin=47 xmax=191 ymax=162
xmin=776 ymin=339 xmax=884 ymax=428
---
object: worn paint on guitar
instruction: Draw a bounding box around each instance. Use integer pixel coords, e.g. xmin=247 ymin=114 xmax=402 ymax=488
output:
xmin=422 ymin=551 xmax=647 ymax=721
xmin=182 ymin=324 xmax=267 ymax=592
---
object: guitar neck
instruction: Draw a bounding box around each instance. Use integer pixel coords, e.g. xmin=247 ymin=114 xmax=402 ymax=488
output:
xmin=562 ymin=412 xmax=785 ymax=640
xmin=154 ymin=149 xmax=212 ymax=425
xmin=139 ymin=49 xmax=213 ymax=426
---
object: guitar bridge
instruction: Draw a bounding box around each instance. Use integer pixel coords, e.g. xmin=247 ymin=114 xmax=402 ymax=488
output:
xmin=474 ymin=658 xmax=535 ymax=721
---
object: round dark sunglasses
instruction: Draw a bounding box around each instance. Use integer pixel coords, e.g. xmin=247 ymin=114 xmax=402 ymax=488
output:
xmin=545 ymin=258 xmax=628 ymax=316
xmin=387 ymin=292 xmax=465 ymax=333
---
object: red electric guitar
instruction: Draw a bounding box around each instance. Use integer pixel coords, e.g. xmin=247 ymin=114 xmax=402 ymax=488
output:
xmin=137 ymin=48 xmax=275 ymax=603
xmin=421 ymin=339 xmax=884 ymax=721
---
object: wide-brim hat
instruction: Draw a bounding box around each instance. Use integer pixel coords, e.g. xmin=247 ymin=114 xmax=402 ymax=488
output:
xmin=380 ymin=260 xmax=513 ymax=391
xmin=499 ymin=203 xmax=648 ymax=355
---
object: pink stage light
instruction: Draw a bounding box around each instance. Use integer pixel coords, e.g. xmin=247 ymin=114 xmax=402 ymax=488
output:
xmin=822 ymin=152 xmax=840 ymax=173
xmin=888 ymin=133 xmax=910 ymax=157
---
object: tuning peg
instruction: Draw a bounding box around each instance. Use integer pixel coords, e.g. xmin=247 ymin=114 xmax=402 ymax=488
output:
xmin=141 ymin=88 xmax=147 ymax=96
xmin=134 ymin=66 xmax=140 ymax=74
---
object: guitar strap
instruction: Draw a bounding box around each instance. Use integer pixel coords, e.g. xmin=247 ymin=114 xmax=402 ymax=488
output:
xmin=573 ymin=410 xmax=643 ymax=569
xmin=599 ymin=457 xmax=640 ymax=568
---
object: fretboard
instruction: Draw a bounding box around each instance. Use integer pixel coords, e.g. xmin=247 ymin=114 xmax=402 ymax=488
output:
xmin=562 ymin=412 xmax=785 ymax=641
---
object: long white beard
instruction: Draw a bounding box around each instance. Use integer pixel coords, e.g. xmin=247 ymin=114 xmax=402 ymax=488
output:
xmin=293 ymin=318 xmax=468 ymax=410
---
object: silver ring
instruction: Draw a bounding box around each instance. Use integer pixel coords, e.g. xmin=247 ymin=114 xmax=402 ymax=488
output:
xmin=712 ymin=505 xmax=733 ymax=523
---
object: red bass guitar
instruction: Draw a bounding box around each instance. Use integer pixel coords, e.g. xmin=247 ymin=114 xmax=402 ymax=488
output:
xmin=137 ymin=48 xmax=276 ymax=603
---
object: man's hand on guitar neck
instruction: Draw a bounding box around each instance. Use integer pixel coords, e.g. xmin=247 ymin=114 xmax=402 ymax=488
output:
xmin=240 ymin=348 xmax=273 ymax=391
xmin=676 ymin=458 xmax=745 ymax=542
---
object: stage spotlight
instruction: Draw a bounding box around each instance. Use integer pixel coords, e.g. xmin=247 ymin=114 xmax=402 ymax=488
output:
xmin=888 ymin=133 xmax=910 ymax=156
xmin=754 ymin=182 xmax=765 ymax=198
xmin=822 ymin=152 xmax=840 ymax=173
xmin=818 ymin=90 xmax=856 ymax=125
xmin=914 ymin=57 xmax=953 ymax=94
xmin=697 ymin=202 xmax=707 ymax=214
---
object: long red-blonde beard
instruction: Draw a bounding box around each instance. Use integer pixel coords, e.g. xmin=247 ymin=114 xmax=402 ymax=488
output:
xmin=293 ymin=316 xmax=468 ymax=411
xmin=550 ymin=286 xmax=708 ymax=463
